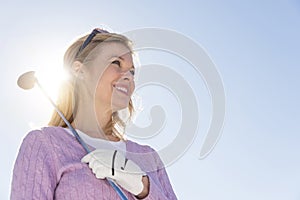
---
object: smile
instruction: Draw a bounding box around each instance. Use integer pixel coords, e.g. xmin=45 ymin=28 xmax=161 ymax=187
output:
xmin=113 ymin=85 xmax=129 ymax=95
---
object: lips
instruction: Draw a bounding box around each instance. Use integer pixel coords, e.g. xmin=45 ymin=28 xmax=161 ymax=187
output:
xmin=113 ymin=84 xmax=130 ymax=96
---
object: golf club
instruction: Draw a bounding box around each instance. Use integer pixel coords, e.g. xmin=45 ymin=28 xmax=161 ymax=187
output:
xmin=17 ymin=70 xmax=128 ymax=200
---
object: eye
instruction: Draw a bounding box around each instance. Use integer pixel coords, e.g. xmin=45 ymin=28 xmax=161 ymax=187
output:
xmin=112 ymin=60 xmax=121 ymax=66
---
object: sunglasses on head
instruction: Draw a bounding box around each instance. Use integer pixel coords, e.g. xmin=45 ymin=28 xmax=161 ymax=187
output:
xmin=76 ymin=28 xmax=109 ymax=58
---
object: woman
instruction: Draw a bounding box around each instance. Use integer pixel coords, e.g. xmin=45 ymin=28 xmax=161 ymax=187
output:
xmin=11 ymin=28 xmax=177 ymax=200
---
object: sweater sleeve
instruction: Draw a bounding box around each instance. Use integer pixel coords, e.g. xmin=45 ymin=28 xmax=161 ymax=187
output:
xmin=10 ymin=130 xmax=57 ymax=200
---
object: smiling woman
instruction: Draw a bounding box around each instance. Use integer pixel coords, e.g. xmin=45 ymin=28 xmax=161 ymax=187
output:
xmin=10 ymin=28 xmax=177 ymax=200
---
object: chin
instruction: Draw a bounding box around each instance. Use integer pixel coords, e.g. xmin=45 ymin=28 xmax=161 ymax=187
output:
xmin=111 ymin=101 xmax=130 ymax=112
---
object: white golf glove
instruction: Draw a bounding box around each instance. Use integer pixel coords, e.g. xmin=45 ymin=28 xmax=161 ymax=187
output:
xmin=81 ymin=149 xmax=144 ymax=196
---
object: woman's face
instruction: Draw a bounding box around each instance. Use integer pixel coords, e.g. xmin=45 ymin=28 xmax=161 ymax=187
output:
xmin=84 ymin=42 xmax=135 ymax=112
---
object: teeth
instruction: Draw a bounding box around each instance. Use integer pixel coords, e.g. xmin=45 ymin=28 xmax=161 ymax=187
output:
xmin=115 ymin=86 xmax=128 ymax=94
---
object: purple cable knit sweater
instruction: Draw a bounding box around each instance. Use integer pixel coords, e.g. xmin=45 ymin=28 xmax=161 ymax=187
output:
xmin=10 ymin=126 xmax=177 ymax=200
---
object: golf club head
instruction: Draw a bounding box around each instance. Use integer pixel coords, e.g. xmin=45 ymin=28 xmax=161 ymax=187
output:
xmin=17 ymin=71 xmax=37 ymax=90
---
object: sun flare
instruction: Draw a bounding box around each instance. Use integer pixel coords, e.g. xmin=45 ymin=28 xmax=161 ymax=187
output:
xmin=35 ymin=69 xmax=69 ymax=102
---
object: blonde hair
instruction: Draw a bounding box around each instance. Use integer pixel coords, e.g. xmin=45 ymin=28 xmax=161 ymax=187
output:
xmin=48 ymin=31 xmax=134 ymax=140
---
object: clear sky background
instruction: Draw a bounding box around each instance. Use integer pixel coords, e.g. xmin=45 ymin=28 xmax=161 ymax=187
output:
xmin=1 ymin=0 xmax=300 ymax=199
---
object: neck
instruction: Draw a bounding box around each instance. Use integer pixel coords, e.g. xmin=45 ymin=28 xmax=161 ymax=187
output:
xmin=71 ymin=99 xmax=119 ymax=141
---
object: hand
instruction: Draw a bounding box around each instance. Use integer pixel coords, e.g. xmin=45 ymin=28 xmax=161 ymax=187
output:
xmin=81 ymin=149 xmax=145 ymax=196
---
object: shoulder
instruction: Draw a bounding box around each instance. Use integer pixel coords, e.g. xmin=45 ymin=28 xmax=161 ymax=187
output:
xmin=23 ymin=126 xmax=69 ymax=140
xmin=126 ymin=139 xmax=156 ymax=154
xmin=20 ymin=126 xmax=86 ymax=160
xmin=14 ymin=128 xmax=64 ymax=167
xmin=125 ymin=140 xmax=165 ymax=171
xmin=21 ymin=126 xmax=76 ymax=150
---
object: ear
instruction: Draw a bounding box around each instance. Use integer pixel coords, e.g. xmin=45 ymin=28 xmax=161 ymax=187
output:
xmin=72 ymin=61 xmax=85 ymax=79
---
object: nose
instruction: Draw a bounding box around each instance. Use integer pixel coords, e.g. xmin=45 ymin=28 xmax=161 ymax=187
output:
xmin=121 ymin=70 xmax=134 ymax=81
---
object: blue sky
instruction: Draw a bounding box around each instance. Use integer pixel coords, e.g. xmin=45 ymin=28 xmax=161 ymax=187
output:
xmin=1 ymin=0 xmax=300 ymax=199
